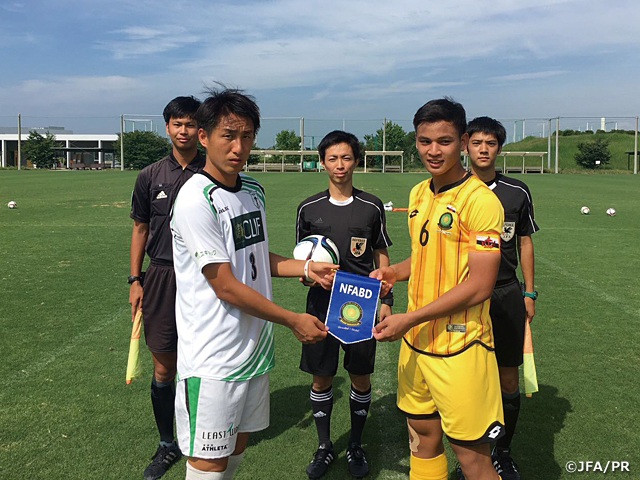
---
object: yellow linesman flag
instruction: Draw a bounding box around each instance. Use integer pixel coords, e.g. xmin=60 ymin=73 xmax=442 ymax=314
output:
xmin=523 ymin=321 xmax=538 ymax=397
xmin=126 ymin=310 xmax=143 ymax=385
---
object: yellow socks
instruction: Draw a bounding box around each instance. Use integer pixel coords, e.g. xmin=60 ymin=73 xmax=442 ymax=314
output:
xmin=409 ymin=453 xmax=448 ymax=480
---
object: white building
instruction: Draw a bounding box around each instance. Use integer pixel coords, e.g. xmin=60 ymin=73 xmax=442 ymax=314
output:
xmin=0 ymin=128 xmax=118 ymax=168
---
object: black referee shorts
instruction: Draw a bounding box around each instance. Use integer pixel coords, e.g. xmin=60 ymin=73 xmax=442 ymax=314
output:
xmin=142 ymin=263 xmax=177 ymax=354
xmin=300 ymin=335 xmax=377 ymax=377
xmin=490 ymin=280 xmax=526 ymax=367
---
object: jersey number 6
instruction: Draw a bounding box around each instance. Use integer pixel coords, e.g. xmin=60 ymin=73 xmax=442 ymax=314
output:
xmin=419 ymin=220 xmax=429 ymax=246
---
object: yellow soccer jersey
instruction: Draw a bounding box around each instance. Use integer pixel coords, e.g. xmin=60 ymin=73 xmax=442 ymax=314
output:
xmin=405 ymin=173 xmax=504 ymax=356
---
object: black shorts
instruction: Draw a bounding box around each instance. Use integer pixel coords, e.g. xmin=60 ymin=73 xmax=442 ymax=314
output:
xmin=300 ymin=335 xmax=377 ymax=377
xmin=490 ymin=280 xmax=526 ymax=367
xmin=142 ymin=263 xmax=177 ymax=353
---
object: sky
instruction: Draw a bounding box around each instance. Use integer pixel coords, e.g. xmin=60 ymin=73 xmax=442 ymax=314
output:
xmin=1 ymin=0 xmax=640 ymax=141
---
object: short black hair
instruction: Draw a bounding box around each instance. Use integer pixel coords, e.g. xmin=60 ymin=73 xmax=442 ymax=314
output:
xmin=163 ymin=96 xmax=201 ymax=123
xmin=413 ymin=97 xmax=466 ymax=137
xmin=467 ymin=116 xmax=507 ymax=147
xmin=318 ymin=130 xmax=360 ymax=162
xmin=196 ymin=86 xmax=260 ymax=135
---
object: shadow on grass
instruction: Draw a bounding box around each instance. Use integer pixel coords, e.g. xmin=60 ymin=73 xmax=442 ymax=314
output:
xmin=444 ymin=383 xmax=572 ymax=480
xmin=248 ymin=377 xmax=347 ymax=445
xmin=514 ymin=383 xmax=572 ymax=480
xmin=248 ymin=385 xmax=408 ymax=477
xmin=332 ymin=392 xmax=409 ymax=478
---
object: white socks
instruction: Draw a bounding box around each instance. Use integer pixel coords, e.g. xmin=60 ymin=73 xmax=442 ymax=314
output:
xmin=185 ymin=453 xmax=245 ymax=480
xmin=185 ymin=461 xmax=225 ymax=479
xmin=223 ymin=453 xmax=244 ymax=479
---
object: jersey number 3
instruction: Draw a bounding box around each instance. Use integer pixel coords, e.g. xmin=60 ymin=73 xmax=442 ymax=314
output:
xmin=419 ymin=220 xmax=429 ymax=246
xmin=249 ymin=252 xmax=257 ymax=281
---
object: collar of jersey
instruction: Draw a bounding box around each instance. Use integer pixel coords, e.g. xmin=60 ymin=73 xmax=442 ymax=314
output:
xmin=484 ymin=172 xmax=502 ymax=190
xmin=169 ymin=151 xmax=206 ymax=172
xmin=328 ymin=195 xmax=354 ymax=206
xmin=429 ymin=172 xmax=472 ymax=195
xmin=199 ymin=170 xmax=243 ymax=192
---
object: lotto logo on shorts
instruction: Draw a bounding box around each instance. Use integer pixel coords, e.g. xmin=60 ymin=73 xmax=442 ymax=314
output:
xmin=470 ymin=232 xmax=501 ymax=253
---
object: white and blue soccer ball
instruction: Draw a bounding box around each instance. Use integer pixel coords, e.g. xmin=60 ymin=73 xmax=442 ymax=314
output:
xmin=293 ymin=235 xmax=340 ymax=264
xmin=7 ymin=201 xmax=17 ymax=209
xmin=580 ymin=206 xmax=590 ymax=215
xmin=606 ymin=207 xmax=616 ymax=217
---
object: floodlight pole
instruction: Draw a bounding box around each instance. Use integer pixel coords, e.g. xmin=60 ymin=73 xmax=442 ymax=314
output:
xmin=547 ymin=119 xmax=552 ymax=170
xmin=634 ymin=116 xmax=638 ymax=175
xmin=300 ymin=117 xmax=305 ymax=171
xmin=555 ymin=117 xmax=559 ymax=174
xmin=513 ymin=122 xmax=517 ymax=143
xmin=382 ymin=118 xmax=386 ymax=172
xmin=120 ymin=115 xmax=125 ymax=171
xmin=17 ymin=114 xmax=21 ymax=170
xmin=522 ymin=120 xmax=526 ymax=140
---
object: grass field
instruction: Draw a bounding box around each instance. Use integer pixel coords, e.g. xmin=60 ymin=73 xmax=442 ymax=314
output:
xmin=1 ymin=170 xmax=639 ymax=480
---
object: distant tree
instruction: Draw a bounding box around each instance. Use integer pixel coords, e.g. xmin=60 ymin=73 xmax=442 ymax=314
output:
xmin=248 ymin=142 xmax=261 ymax=165
xmin=115 ymin=131 xmax=171 ymax=169
xmin=575 ymin=137 xmax=611 ymax=169
xmin=274 ymin=129 xmax=301 ymax=164
xmin=364 ymin=121 xmax=408 ymax=168
xmin=274 ymin=129 xmax=301 ymax=150
xmin=403 ymin=131 xmax=420 ymax=168
xmin=22 ymin=130 xmax=58 ymax=168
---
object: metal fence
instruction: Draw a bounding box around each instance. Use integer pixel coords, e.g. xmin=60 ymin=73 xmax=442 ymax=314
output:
xmin=1 ymin=114 xmax=638 ymax=173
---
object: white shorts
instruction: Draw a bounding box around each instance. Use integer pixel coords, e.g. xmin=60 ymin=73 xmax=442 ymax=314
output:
xmin=175 ymin=374 xmax=270 ymax=459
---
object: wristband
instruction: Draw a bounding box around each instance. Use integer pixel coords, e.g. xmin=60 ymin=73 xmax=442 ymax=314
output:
xmin=304 ymin=259 xmax=313 ymax=282
xmin=381 ymin=287 xmax=394 ymax=306
xmin=523 ymin=290 xmax=538 ymax=300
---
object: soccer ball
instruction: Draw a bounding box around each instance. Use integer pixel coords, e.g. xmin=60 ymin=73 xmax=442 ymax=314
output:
xmin=580 ymin=206 xmax=590 ymax=215
xmin=606 ymin=208 xmax=616 ymax=217
xmin=293 ymin=235 xmax=340 ymax=264
xmin=7 ymin=201 xmax=17 ymax=209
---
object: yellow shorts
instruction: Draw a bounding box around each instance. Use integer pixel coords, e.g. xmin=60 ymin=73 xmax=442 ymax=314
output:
xmin=397 ymin=340 xmax=504 ymax=445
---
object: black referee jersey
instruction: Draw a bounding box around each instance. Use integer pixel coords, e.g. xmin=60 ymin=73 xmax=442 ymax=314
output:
xmin=296 ymin=188 xmax=392 ymax=317
xmin=130 ymin=152 xmax=205 ymax=265
xmin=484 ymin=174 xmax=539 ymax=286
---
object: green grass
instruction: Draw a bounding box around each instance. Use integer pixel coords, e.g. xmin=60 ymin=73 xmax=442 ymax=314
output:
xmin=505 ymin=132 xmax=638 ymax=172
xmin=1 ymin=170 xmax=639 ymax=479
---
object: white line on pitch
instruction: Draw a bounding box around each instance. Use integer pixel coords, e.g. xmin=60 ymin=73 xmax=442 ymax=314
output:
xmin=2 ymin=310 xmax=126 ymax=394
xmin=538 ymin=255 xmax=640 ymax=319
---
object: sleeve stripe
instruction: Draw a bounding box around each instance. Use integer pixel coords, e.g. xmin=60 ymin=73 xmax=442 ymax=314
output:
xmin=355 ymin=196 xmax=391 ymax=247
xmin=240 ymin=175 xmax=266 ymax=195
xmin=497 ymin=179 xmax=539 ymax=233
xmin=296 ymin=196 xmax=327 ymax=243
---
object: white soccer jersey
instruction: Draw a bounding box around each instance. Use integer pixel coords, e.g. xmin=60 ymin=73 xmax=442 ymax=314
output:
xmin=171 ymin=172 xmax=274 ymax=382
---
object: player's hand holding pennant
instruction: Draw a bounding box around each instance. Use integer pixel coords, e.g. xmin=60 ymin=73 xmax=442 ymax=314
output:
xmin=326 ymin=270 xmax=381 ymax=344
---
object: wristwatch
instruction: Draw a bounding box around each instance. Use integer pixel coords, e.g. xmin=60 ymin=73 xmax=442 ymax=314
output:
xmin=128 ymin=275 xmax=142 ymax=285
xmin=523 ymin=290 xmax=538 ymax=300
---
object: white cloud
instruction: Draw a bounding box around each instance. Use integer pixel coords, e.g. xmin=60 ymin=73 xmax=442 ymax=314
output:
xmin=0 ymin=76 xmax=146 ymax=112
xmin=96 ymin=25 xmax=199 ymax=59
xmin=348 ymin=81 xmax=468 ymax=99
xmin=490 ymin=71 xmax=566 ymax=82
xmin=1 ymin=2 xmax=25 ymax=13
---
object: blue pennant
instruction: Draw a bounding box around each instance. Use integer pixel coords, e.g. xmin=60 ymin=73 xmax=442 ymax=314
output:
xmin=326 ymin=270 xmax=381 ymax=344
